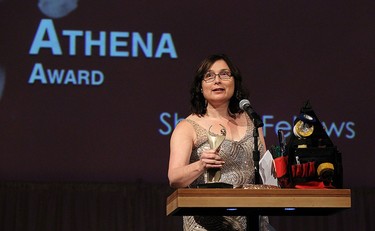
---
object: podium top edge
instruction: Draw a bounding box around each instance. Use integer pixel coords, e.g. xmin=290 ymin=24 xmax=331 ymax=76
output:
xmin=167 ymin=188 xmax=351 ymax=201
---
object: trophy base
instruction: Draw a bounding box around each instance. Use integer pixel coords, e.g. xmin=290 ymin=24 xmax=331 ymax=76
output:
xmin=197 ymin=182 xmax=233 ymax=188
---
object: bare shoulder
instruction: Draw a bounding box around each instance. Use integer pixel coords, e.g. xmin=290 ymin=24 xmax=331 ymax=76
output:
xmin=172 ymin=114 xmax=197 ymax=137
xmin=185 ymin=114 xmax=201 ymax=122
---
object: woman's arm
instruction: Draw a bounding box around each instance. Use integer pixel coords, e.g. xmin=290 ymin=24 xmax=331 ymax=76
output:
xmin=258 ymin=127 xmax=267 ymax=156
xmin=168 ymin=120 xmax=206 ymax=188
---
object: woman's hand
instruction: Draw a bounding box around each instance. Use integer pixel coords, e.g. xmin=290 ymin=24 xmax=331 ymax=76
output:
xmin=199 ymin=148 xmax=225 ymax=169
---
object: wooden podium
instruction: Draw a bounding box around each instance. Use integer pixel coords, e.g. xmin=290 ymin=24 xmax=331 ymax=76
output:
xmin=166 ymin=188 xmax=351 ymax=230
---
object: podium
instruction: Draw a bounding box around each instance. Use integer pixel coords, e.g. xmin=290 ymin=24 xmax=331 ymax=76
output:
xmin=166 ymin=188 xmax=351 ymax=230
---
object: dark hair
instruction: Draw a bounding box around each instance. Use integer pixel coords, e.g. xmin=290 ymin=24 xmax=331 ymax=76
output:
xmin=190 ymin=54 xmax=249 ymax=117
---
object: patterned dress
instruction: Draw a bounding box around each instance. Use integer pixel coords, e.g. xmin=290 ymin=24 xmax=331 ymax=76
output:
xmin=183 ymin=114 xmax=271 ymax=231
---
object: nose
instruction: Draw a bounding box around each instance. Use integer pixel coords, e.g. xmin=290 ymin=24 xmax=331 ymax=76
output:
xmin=213 ymin=74 xmax=222 ymax=83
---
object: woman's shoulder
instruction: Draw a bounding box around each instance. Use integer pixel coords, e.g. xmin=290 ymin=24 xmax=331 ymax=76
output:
xmin=185 ymin=114 xmax=208 ymax=128
xmin=174 ymin=114 xmax=198 ymax=130
xmin=171 ymin=115 xmax=200 ymax=142
xmin=185 ymin=114 xmax=200 ymax=121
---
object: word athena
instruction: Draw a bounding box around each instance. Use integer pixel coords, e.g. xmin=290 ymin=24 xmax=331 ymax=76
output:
xmin=29 ymin=19 xmax=177 ymax=58
xmin=27 ymin=19 xmax=178 ymax=85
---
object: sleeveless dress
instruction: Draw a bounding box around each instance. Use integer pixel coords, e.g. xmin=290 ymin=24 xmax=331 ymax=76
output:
xmin=183 ymin=114 xmax=271 ymax=231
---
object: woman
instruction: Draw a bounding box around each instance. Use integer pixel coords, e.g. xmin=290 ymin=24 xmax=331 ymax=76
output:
xmin=168 ymin=54 xmax=271 ymax=231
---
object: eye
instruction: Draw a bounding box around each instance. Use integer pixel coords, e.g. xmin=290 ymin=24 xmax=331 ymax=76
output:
xmin=221 ymin=71 xmax=231 ymax=76
xmin=219 ymin=71 xmax=231 ymax=78
xmin=205 ymin=71 xmax=215 ymax=78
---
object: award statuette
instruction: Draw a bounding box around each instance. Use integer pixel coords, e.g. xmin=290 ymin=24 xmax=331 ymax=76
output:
xmin=205 ymin=124 xmax=226 ymax=183
xmin=197 ymin=124 xmax=234 ymax=188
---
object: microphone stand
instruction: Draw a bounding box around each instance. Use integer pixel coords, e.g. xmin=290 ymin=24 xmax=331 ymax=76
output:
xmin=247 ymin=120 xmax=263 ymax=231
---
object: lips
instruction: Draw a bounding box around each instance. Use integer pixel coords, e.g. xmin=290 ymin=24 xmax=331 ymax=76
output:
xmin=212 ymin=88 xmax=225 ymax=92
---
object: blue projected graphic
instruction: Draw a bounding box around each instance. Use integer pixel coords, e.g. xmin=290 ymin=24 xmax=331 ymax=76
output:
xmin=27 ymin=19 xmax=178 ymax=86
xmin=158 ymin=112 xmax=356 ymax=139
xmin=29 ymin=19 xmax=178 ymax=58
xmin=38 ymin=0 xmax=78 ymax=19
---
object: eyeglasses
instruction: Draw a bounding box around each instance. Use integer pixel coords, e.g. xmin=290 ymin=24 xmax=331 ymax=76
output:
xmin=203 ymin=70 xmax=232 ymax=83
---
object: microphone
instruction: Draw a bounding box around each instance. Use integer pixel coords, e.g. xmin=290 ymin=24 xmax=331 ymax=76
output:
xmin=239 ymin=99 xmax=264 ymax=128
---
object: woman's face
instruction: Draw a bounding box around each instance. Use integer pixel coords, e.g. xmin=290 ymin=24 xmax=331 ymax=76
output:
xmin=201 ymin=59 xmax=235 ymax=105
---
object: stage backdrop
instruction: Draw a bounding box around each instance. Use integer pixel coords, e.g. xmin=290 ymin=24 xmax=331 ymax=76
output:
xmin=0 ymin=0 xmax=373 ymax=188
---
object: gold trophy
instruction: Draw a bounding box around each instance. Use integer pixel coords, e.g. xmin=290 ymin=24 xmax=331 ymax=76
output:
xmin=293 ymin=113 xmax=315 ymax=148
xmin=205 ymin=124 xmax=226 ymax=183
xmin=293 ymin=116 xmax=314 ymax=138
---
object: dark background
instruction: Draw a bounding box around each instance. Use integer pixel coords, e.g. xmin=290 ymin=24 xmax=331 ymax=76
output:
xmin=0 ymin=0 xmax=374 ymax=188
